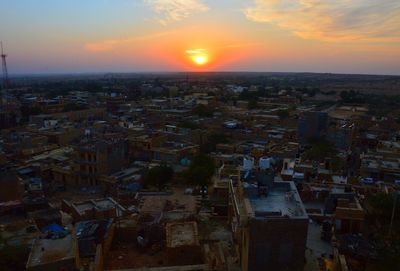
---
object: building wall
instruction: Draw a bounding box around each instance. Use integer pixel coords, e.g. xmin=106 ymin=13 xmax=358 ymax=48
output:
xmin=73 ymin=140 xmax=128 ymax=187
xmin=94 ymin=244 xmax=104 ymax=271
xmin=51 ymin=108 xmax=106 ymax=121
xmin=244 ymin=218 xmax=309 ymax=271
xmin=102 ymin=222 xmax=115 ymax=257
xmin=0 ymin=174 xmax=23 ymax=202
xmin=27 ymin=258 xmax=77 ymax=271
xmin=45 ymin=127 xmax=84 ymax=146
xmin=298 ymin=111 xmax=328 ymax=144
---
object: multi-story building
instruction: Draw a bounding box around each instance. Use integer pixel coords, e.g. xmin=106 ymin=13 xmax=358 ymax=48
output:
xmin=72 ymin=139 xmax=128 ymax=186
xmin=128 ymin=132 xmax=167 ymax=161
xmin=229 ymin=166 xmax=309 ymax=271
xmin=298 ymin=111 xmax=328 ymax=144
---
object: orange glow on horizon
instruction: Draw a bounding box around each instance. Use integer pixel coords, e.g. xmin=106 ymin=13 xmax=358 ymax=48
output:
xmin=186 ymin=48 xmax=210 ymax=68
xmin=109 ymin=23 xmax=264 ymax=71
xmin=193 ymin=55 xmax=207 ymax=65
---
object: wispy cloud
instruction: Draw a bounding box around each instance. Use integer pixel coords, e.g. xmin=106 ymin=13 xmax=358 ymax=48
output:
xmin=185 ymin=48 xmax=207 ymax=55
xmin=144 ymin=0 xmax=209 ymax=24
xmin=245 ymin=0 xmax=400 ymax=42
xmin=217 ymin=42 xmax=263 ymax=49
xmin=84 ymin=31 xmax=175 ymax=52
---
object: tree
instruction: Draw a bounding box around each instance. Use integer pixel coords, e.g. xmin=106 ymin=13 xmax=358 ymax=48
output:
xmin=277 ymin=109 xmax=290 ymax=119
xmin=304 ymin=137 xmax=337 ymax=161
xmin=247 ymin=98 xmax=258 ymax=110
xmin=20 ymin=106 xmax=43 ymax=122
xmin=144 ymin=163 xmax=173 ymax=191
xmin=200 ymin=132 xmax=229 ymax=153
xmin=177 ymin=120 xmax=199 ymax=130
xmin=192 ymin=104 xmax=214 ymax=117
xmin=184 ymin=153 xmax=215 ymax=197
xmin=366 ymin=193 xmax=400 ymax=271
xmin=62 ymin=103 xmax=88 ymax=112
xmin=367 ymin=193 xmax=400 ymax=222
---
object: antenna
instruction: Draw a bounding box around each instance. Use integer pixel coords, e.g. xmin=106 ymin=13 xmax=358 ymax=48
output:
xmin=1 ymin=41 xmax=10 ymax=89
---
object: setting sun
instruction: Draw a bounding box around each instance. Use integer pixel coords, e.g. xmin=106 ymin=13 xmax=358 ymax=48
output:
xmin=186 ymin=49 xmax=209 ymax=67
xmin=193 ymin=55 xmax=207 ymax=65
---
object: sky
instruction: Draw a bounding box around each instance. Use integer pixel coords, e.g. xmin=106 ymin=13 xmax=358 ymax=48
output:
xmin=1 ymin=0 xmax=400 ymax=75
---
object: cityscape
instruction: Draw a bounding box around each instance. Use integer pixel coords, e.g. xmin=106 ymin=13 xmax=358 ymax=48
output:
xmin=1 ymin=1 xmax=400 ymax=271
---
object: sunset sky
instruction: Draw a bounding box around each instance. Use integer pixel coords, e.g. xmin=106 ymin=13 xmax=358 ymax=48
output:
xmin=1 ymin=0 xmax=400 ymax=74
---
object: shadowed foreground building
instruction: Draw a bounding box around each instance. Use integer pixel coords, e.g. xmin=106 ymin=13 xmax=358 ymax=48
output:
xmin=229 ymin=170 xmax=309 ymax=271
xmin=26 ymin=230 xmax=80 ymax=271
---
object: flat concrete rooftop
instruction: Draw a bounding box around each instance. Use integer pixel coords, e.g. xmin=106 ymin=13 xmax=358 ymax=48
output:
xmin=245 ymin=181 xmax=307 ymax=219
xmin=27 ymin=234 xmax=74 ymax=268
xmin=166 ymin=221 xmax=199 ymax=248
xmin=73 ymin=198 xmax=124 ymax=214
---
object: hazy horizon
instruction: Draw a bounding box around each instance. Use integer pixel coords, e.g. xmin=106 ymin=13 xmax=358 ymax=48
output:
xmin=7 ymin=70 xmax=400 ymax=78
xmin=2 ymin=0 xmax=400 ymax=75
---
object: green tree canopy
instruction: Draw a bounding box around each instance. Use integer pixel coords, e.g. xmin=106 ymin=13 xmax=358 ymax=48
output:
xmin=366 ymin=193 xmax=400 ymax=271
xmin=20 ymin=105 xmax=43 ymax=122
xmin=277 ymin=109 xmax=290 ymax=119
xmin=185 ymin=153 xmax=216 ymax=190
xmin=144 ymin=163 xmax=173 ymax=191
xmin=192 ymin=104 xmax=214 ymax=117
xmin=247 ymin=98 xmax=258 ymax=110
xmin=304 ymin=137 xmax=337 ymax=161
xmin=177 ymin=120 xmax=199 ymax=130
xmin=200 ymin=132 xmax=229 ymax=153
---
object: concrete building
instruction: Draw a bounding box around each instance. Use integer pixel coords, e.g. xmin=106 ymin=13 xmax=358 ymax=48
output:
xmin=128 ymin=132 xmax=167 ymax=161
xmin=0 ymin=171 xmax=23 ymax=203
xmin=72 ymin=138 xmax=128 ymax=187
xmin=152 ymin=141 xmax=199 ymax=164
xmin=334 ymin=197 xmax=364 ymax=235
xmin=76 ymin=218 xmax=115 ymax=258
xmin=298 ymin=111 xmax=328 ymax=144
xmin=165 ymin=221 xmax=203 ymax=267
xmin=62 ymin=197 xmax=126 ymax=222
xmin=229 ymin=169 xmax=309 ymax=271
xmin=26 ymin=231 xmax=80 ymax=271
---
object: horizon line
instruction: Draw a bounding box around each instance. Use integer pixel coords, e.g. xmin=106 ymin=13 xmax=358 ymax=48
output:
xmin=7 ymin=70 xmax=400 ymax=77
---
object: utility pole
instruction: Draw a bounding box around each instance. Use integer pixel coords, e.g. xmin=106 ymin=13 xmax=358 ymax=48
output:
xmin=1 ymin=41 xmax=10 ymax=89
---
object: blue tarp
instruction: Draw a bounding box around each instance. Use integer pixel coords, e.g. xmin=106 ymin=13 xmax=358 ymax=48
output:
xmin=42 ymin=223 xmax=64 ymax=233
xmin=126 ymin=182 xmax=141 ymax=192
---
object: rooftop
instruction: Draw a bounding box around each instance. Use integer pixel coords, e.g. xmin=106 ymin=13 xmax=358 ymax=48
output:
xmin=26 ymin=233 xmax=75 ymax=268
xmin=238 ymin=168 xmax=307 ymax=220
xmin=76 ymin=218 xmax=113 ymax=241
xmin=244 ymin=181 xmax=307 ymax=219
xmin=166 ymin=221 xmax=199 ymax=248
xmin=72 ymin=197 xmax=125 ymax=215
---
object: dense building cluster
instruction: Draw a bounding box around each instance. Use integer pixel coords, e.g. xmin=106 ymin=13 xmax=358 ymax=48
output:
xmin=1 ymin=73 xmax=400 ymax=271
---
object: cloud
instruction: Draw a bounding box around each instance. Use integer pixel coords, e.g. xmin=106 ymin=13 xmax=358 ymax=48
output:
xmin=185 ymin=48 xmax=207 ymax=55
xmin=245 ymin=0 xmax=400 ymax=42
xmin=84 ymin=31 xmax=175 ymax=52
xmin=217 ymin=42 xmax=264 ymax=49
xmin=144 ymin=0 xmax=209 ymax=24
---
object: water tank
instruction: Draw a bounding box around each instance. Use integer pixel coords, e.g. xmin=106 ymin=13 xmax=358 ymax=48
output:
xmin=243 ymin=156 xmax=254 ymax=171
xmin=259 ymin=156 xmax=271 ymax=170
